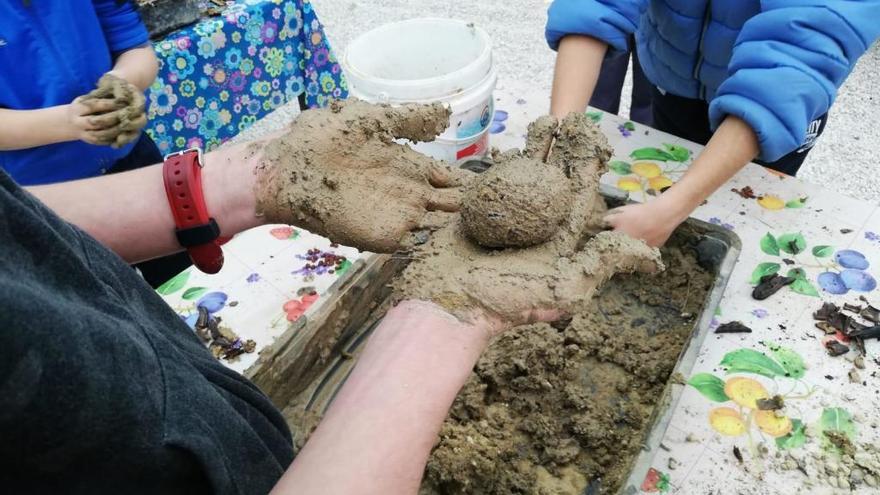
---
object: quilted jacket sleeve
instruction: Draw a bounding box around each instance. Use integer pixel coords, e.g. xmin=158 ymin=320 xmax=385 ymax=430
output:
xmin=545 ymin=0 xmax=648 ymax=52
xmin=709 ymin=1 xmax=880 ymax=162
xmin=93 ymin=0 xmax=150 ymax=54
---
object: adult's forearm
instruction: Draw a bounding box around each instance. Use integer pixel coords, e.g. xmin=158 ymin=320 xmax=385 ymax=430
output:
xmin=550 ymin=35 xmax=608 ymax=119
xmin=0 ymin=106 xmax=78 ymax=150
xmin=110 ymin=45 xmax=160 ymax=91
xmin=662 ymin=115 xmax=760 ymax=218
xmin=272 ymin=300 xmax=491 ymax=495
xmin=26 ymin=142 xmax=263 ymax=263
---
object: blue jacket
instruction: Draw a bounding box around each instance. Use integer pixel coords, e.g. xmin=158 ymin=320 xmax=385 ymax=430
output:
xmin=0 ymin=1 xmax=149 ymax=185
xmin=546 ymin=0 xmax=880 ymax=162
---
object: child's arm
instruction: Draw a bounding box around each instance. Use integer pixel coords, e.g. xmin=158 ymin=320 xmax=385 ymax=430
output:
xmin=545 ymin=0 xmax=645 ymax=118
xmin=94 ymin=1 xmax=157 ymax=91
xmin=0 ymin=99 xmax=122 ymax=151
xmin=604 ymin=116 xmax=759 ymax=247
xmin=550 ymin=35 xmax=607 ymax=119
xmin=108 ymin=45 xmax=159 ymax=92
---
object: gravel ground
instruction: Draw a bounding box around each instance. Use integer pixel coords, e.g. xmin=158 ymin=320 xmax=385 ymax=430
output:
xmin=247 ymin=0 xmax=880 ymax=202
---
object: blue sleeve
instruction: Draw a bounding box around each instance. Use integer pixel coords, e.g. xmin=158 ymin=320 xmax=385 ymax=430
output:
xmin=709 ymin=1 xmax=880 ymax=162
xmin=545 ymin=0 xmax=647 ymax=52
xmin=92 ymin=0 xmax=150 ymax=54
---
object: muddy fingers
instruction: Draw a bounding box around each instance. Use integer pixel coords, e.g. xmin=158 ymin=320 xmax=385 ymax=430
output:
xmin=78 ymin=97 xmax=126 ymax=117
xmin=87 ymin=107 xmax=130 ymax=129
xmin=578 ymin=231 xmax=664 ymax=277
xmin=340 ymin=98 xmax=450 ymax=143
xmin=426 ymin=188 xmax=462 ymax=212
xmin=120 ymin=111 xmax=148 ymax=132
xmin=523 ymin=115 xmax=559 ymax=160
xmin=427 ymin=163 xmax=475 ymax=188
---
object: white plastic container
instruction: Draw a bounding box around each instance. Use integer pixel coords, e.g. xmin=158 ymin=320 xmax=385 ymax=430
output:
xmin=342 ymin=18 xmax=497 ymax=164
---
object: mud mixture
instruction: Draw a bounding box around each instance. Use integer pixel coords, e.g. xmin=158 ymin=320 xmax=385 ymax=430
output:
xmin=274 ymin=104 xmax=713 ymax=493
xmin=461 ymin=157 xmax=573 ymax=248
xmin=282 ymin=233 xmax=713 ymax=494
xmin=395 ymin=113 xmax=662 ymax=325
xmin=419 ymin=235 xmax=714 ymax=495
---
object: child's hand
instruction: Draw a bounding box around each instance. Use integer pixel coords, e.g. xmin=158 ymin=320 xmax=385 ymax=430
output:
xmin=603 ymin=194 xmax=689 ymax=248
xmin=66 ymin=96 xmax=127 ymax=145
xmin=74 ymin=73 xmax=148 ymax=148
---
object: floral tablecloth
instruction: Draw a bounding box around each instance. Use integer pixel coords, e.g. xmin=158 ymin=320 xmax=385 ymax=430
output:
xmin=145 ymin=0 xmax=346 ymax=154
xmin=159 ymin=78 xmax=880 ymax=494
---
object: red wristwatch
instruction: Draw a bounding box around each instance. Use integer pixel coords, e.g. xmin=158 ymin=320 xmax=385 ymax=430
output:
xmin=162 ymin=148 xmax=224 ymax=274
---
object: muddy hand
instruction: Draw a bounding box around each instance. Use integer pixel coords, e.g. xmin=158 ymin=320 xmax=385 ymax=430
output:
xmin=254 ymin=99 xmax=476 ymax=253
xmin=79 ymin=73 xmax=148 ymax=149
xmin=395 ymin=225 xmax=663 ymax=335
xmin=396 ymin=112 xmax=662 ymax=335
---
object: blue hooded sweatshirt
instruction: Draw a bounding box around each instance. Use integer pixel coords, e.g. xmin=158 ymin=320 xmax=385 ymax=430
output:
xmin=0 ymin=0 xmax=149 ymax=185
xmin=546 ymin=0 xmax=880 ymax=162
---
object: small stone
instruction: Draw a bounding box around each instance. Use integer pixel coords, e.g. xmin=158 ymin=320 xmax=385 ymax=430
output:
xmin=685 ymin=433 xmax=698 ymax=443
xmin=849 ymin=368 xmax=862 ymax=383
xmin=828 ymin=476 xmax=839 ymax=488
xmin=838 ymin=475 xmax=851 ymax=489
xmin=783 ymin=459 xmax=797 ymax=470
xmin=855 ymin=452 xmax=873 ymax=467
xmin=854 ymin=356 xmax=866 ymax=369
xmin=865 ymin=474 xmax=877 ymax=487
xmin=851 ymin=467 xmax=865 ymax=484
xmin=668 ymin=457 xmax=678 ymax=470
xmin=826 ymin=459 xmax=839 ymax=475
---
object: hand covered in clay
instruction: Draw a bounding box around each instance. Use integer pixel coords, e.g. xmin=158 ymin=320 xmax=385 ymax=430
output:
xmin=395 ymin=113 xmax=664 ymax=334
xmin=77 ymin=73 xmax=148 ymax=149
xmin=254 ymin=99 xmax=474 ymax=253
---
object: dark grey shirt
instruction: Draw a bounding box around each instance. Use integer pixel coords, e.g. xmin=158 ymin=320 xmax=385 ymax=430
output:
xmin=0 ymin=171 xmax=293 ymax=494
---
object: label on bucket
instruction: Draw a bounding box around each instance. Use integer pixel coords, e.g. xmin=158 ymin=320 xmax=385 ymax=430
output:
xmin=453 ymin=101 xmax=492 ymax=140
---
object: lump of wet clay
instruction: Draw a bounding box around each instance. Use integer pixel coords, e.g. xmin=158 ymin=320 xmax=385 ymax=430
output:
xmin=461 ymin=157 xmax=573 ymax=248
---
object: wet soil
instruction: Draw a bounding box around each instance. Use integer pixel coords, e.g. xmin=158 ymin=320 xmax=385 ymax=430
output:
xmin=419 ymin=233 xmax=714 ymax=495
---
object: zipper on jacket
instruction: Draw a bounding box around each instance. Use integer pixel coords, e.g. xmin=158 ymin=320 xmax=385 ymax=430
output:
xmin=693 ymin=0 xmax=712 ymax=100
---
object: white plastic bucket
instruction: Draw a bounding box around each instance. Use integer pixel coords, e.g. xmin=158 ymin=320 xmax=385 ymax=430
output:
xmin=342 ymin=18 xmax=497 ymax=164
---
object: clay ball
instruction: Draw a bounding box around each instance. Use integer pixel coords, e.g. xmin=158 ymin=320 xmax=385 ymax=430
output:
xmin=461 ymin=158 xmax=573 ymax=248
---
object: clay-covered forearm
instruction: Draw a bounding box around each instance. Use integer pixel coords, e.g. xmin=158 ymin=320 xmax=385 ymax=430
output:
xmin=27 ymin=142 xmax=263 ymax=263
xmin=662 ymin=116 xmax=759 ymax=218
xmin=0 ymin=106 xmax=78 ymax=151
xmin=272 ymin=300 xmax=490 ymax=495
xmin=550 ymin=35 xmax=608 ymax=119
xmin=109 ymin=45 xmax=159 ymax=92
